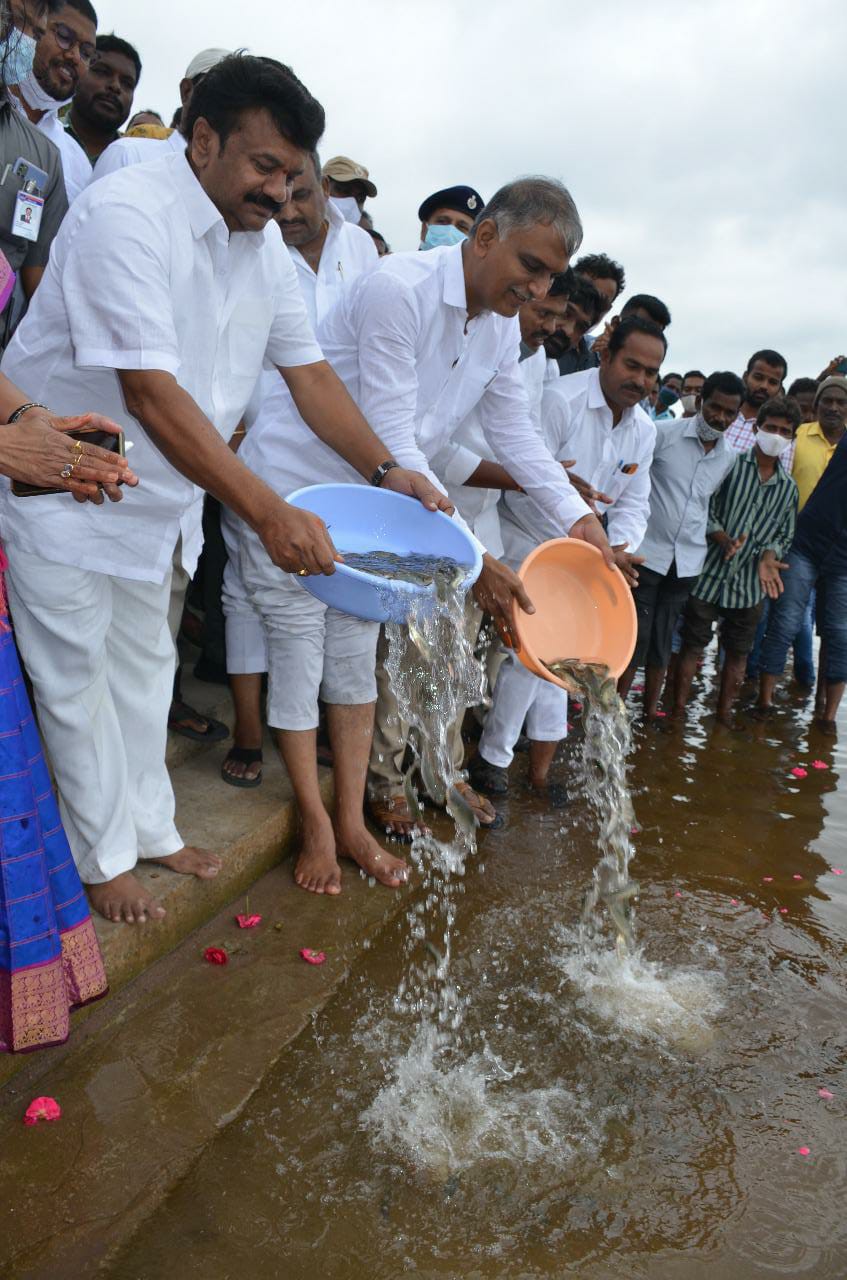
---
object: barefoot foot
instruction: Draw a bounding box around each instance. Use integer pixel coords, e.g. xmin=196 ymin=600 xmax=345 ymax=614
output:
xmin=294 ymin=818 xmax=342 ymax=895
xmin=336 ymin=822 xmax=409 ymax=888
xmin=87 ymin=871 xmax=166 ymax=925
xmin=151 ymin=846 xmax=222 ymax=879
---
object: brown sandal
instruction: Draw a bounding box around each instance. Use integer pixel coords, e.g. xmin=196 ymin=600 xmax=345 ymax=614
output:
xmin=452 ymin=781 xmax=498 ymax=827
xmin=367 ymin=795 xmax=430 ymax=842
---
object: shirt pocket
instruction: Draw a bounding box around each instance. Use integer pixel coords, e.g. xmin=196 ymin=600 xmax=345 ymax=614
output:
xmin=228 ymin=298 xmax=275 ymax=379
xmin=445 ymin=359 xmax=499 ymax=426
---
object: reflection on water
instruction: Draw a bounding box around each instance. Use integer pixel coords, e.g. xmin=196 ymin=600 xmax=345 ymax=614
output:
xmin=107 ymin=657 xmax=847 ymax=1280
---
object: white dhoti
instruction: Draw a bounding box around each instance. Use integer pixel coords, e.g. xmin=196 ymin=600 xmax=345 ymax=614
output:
xmin=478 ymin=649 xmax=568 ymax=769
xmin=220 ymin=508 xmax=269 ymax=676
xmin=5 ymin=547 xmax=183 ymax=884
xmin=234 ymin=522 xmax=378 ymax=730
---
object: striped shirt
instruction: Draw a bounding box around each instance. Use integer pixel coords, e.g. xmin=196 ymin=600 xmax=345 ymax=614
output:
xmin=693 ymin=448 xmax=798 ymax=608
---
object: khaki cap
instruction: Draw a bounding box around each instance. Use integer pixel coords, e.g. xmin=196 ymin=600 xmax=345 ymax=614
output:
xmin=323 ymin=155 xmax=377 ymax=197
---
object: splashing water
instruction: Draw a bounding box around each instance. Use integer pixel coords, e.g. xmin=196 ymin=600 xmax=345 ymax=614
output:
xmin=544 ymin=659 xmax=638 ymax=956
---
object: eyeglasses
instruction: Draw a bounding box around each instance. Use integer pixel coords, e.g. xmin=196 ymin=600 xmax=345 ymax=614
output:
xmin=50 ymin=21 xmax=96 ymax=64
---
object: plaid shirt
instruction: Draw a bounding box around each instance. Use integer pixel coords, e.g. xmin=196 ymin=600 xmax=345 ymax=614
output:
xmin=693 ymin=448 xmax=798 ymax=609
xmin=725 ymin=410 xmax=796 ymax=472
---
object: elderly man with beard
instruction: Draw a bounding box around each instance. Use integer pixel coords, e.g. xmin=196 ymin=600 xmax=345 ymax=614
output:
xmin=9 ymin=0 xmax=96 ymax=200
xmin=64 ymin=31 xmax=139 ymax=163
xmin=617 ymin=371 xmax=744 ymax=719
xmin=0 ymin=54 xmax=449 ymax=926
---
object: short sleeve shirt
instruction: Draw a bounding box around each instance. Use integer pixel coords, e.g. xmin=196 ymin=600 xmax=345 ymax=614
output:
xmin=0 ymin=150 xmax=323 ymax=582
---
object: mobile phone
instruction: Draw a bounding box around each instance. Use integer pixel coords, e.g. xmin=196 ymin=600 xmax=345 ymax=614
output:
xmin=11 ymin=426 xmax=125 ymax=497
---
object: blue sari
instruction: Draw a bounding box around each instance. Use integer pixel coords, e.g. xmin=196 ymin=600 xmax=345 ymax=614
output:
xmin=0 ymin=573 xmax=107 ymax=1053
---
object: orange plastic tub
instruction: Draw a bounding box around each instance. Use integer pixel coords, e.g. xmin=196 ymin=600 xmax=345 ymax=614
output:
xmin=513 ymin=539 xmax=638 ymax=690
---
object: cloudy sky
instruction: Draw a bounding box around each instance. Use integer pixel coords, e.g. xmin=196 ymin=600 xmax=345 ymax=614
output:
xmin=95 ymin=0 xmax=846 ymax=381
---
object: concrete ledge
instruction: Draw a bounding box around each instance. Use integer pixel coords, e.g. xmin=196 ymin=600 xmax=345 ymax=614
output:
xmin=0 ymin=851 xmax=410 ymax=1278
xmin=0 ymin=731 xmax=328 ymax=1090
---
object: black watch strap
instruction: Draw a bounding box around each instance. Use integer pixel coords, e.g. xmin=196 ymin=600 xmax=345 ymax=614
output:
xmin=370 ymin=459 xmax=400 ymax=487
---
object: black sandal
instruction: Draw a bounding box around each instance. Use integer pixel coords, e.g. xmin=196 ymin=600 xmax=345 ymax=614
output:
xmin=221 ymin=746 xmax=264 ymax=788
xmin=168 ymin=700 xmax=229 ymax=743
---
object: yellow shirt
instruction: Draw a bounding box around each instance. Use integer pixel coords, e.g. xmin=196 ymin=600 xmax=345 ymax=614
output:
xmin=792 ymin=421 xmax=842 ymax=509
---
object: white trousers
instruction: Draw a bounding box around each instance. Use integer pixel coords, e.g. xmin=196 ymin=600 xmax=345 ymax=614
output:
xmin=220 ymin=509 xmax=269 ymax=676
xmin=5 ymin=548 xmax=183 ymax=884
xmin=478 ymin=649 xmax=568 ymax=769
xmin=235 ymin=523 xmax=378 ymax=730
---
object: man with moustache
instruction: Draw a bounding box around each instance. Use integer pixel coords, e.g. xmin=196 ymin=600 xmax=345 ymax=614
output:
xmin=9 ymin=0 xmax=97 ymax=200
xmin=470 ymin=317 xmax=661 ymax=800
xmin=724 ymin=349 xmax=791 ymax=465
xmin=0 ymin=54 xmax=448 ymax=926
xmin=64 ymin=32 xmax=139 ymax=163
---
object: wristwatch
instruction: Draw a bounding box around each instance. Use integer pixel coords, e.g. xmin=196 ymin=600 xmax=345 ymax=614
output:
xmin=370 ymin=459 xmax=400 ymax=487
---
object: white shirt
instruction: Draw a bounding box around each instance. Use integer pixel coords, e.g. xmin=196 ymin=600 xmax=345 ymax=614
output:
xmin=316 ymin=244 xmax=591 ymax=532
xmin=499 ymin=366 xmax=656 ymax=564
xmin=635 ymin=416 xmax=737 ymax=576
xmin=430 ymin=349 xmax=547 ymax=559
xmin=242 ymin=200 xmax=378 ymax=429
xmin=287 ymin=199 xmax=377 ymax=331
xmin=11 ymin=98 xmax=92 ymax=202
xmin=90 ymin=128 xmax=185 ymax=183
xmin=0 ymin=150 xmax=323 ymax=583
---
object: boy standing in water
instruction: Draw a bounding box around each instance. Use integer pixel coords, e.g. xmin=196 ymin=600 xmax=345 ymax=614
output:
xmin=674 ymin=397 xmax=800 ymax=724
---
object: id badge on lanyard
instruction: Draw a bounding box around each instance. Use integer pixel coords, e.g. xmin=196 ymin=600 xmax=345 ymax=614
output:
xmin=13 ymin=190 xmax=43 ymax=242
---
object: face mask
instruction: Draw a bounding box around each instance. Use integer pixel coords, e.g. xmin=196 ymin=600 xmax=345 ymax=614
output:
xmin=755 ymin=428 xmax=791 ymax=458
xmin=18 ymin=67 xmax=72 ymax=111
xmin=696 ymin=414 xmax=723 ymax=444
xmin=330 ymin=197 xmax=361 ymax=224
xmin=421 ymin=223 xmax=467 ymax=251
xmin=1 ymin=29 xmax=37 ymax=87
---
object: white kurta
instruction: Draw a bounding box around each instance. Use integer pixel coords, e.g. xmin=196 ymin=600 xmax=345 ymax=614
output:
xmin=1 ymin=148 xmax=323 ymax=583
xmin=11 ymin=97 xmax=92 ymax=202
xmin=90 ymin=128 xmax=185 ymax=183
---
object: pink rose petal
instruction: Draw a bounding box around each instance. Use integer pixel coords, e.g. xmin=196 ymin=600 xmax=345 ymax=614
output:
xmin=730 ymin=899 xmax=739 ymax=906
xmin=792 ymin=874 xmax=803 ymax=881
xmin=674 ymin=891 xmax=683 ymax=898
xmin=832 ymin=868 xmax=844 ymax=876
xmin=818 ymin=1088 xmax=834 ymax=1100
xmin=763 ymin=876 xmax=774 ymax=883
xmin=812 ymin=760 xmax=828 ymax=770
xmin=24 ymin=1096 xmax=61 ymax=1126
xmin=779 ymin=907 xmax=788 ymax=914
xmin=797 ymin=1146 xmax=811 ymax=1156
xmin=300 ymin=948 xmax=326 ymax=966
xmin=655 ymin=710 xmax=667 ymax=718
xmin=235 ymin=914 xmax=262 ymax=929
xmin=790 ymin=767 xmax=808 ymax=778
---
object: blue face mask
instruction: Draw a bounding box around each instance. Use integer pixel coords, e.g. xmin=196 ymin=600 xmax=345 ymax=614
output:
xmin=421 ymin=223 xmax=467 ymax=251
xmin=1 ymin=28 xmax=38 ymax=87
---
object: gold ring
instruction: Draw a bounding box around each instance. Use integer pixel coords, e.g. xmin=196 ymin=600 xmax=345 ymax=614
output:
xmin=298 ymin=568 xmax=308 ymax=577
xmin=72 ymin=439 xmax=84 ymax=456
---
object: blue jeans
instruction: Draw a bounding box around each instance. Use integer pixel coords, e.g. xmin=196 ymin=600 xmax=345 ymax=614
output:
xmin=748 ymin=592 xmax=815 ymax=685
xmin=760 ymin=550 xmax=847 ymax=684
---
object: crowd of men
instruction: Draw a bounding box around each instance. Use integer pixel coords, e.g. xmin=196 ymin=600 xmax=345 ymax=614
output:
xmin=1 ymin=2 xmax=845 ymax=929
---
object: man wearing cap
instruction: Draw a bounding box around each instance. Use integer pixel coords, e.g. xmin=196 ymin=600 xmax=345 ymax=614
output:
xmin=91 ymin=47 xmax=231 ymax=179
xmin=418 ymin=185 xmax=484 ymax=250
xmin=321 ymin=154 xmax=376 ymax=224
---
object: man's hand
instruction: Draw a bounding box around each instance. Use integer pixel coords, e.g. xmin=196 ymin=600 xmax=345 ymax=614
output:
xmin=568 ymin=513 xmax=616 ymax=569
xmin=612 ymin=542 xmax=645 ymax=589
xmin=472 ymin=553 xmax=534 ymax=651
xmin=257 ymin=501 xmax=341 ymax=576
xmin=714 ymin=530 xmax=747 ymax=561
xmin=381 ymin=466 xmax=454 ymax=514
xmin=759 ymin=550 xmax=789 ymax=599
xmin=564 ymin=463 xmax=613 ymax=512
xmin=590 ymin=322 xmax=613 ymax=357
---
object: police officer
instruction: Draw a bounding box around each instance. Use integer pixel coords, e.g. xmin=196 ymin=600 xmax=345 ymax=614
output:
xmin=418 ymin=184 xmax=484 ymax=249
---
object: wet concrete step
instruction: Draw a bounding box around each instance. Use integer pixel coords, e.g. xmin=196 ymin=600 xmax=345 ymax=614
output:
xmin=0 ymin=726 xmax=324 ymax=1092
xmin=0 ymin=849 xmax=410 ymax=1279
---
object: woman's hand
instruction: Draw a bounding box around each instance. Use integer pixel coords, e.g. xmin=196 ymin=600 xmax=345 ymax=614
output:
xmin=1 ymin=410 xmax=138 ymax=503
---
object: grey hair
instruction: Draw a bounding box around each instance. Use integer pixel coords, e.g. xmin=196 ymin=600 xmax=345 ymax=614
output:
xmin=471 ymin=176 xmax=583 ymax=256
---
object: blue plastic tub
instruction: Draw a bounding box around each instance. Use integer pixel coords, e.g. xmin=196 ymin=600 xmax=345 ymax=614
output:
xmin=286 ymin=484 xmax=483 ymax=623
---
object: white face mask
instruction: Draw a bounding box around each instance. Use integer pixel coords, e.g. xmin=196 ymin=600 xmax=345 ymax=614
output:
xmin=330 ymin=196 xmax=361 ymax=224
xmin=755 ymin=428 xmax=792 ymax=458
xmin=18 ymin=67 xmax=72 ymax=113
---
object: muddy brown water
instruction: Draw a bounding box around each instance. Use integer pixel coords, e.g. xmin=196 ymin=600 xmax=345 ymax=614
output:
xmin=107 ymin=652 xmax=847 ymax=1279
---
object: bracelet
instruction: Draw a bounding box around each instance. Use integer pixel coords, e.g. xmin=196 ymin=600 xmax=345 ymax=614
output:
xmin=7 ymin=402 xmax=49 ymax=424
xmin=370 ymin=459 xmax=400 ymax=487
